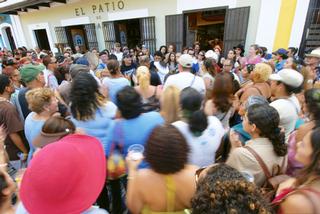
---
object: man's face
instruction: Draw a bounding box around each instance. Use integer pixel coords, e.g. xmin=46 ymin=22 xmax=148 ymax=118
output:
xmin=305 ymin=56 xmax=320 ymax=66
xmin=100 ymin=54 xmax=109 ymax=63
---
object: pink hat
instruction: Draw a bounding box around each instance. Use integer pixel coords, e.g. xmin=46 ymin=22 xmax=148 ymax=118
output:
xmin=20 ymin=134 xmax=106 ymax=214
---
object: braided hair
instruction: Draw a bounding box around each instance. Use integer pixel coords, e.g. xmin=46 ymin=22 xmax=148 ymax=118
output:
xmin=247 ymin=104 xmax=287 ymax=156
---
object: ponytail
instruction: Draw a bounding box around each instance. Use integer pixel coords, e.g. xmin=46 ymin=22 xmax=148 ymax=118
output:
xmin=107 ymin=59 xmax=119 ymax=76
xmin=136 ymin=66 xmax=150 ymax=92
xmin=186 ymin=110 xmax=208 ymax=137
xmin=247 ymin=104 xmax=287 ymax=157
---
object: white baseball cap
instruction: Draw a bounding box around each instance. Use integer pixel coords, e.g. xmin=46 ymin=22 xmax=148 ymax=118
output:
xmin=269 ymin=69 xmax=303 ymax=88
xmin=178 ymin=54 xmax=193 ymax=68
xmin=205 ymin=50 xmax=219 ymax=62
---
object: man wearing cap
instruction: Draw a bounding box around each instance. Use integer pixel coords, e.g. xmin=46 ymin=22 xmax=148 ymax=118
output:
xmin=305 ymin=49 xmax=320 ymax=86
xmin=269 ymin=68 xmax=303 ymax=141
xmin=97 ymin=50 xmax=109 ymax=70
xmin=163 ymin=54 xmax=205 ymax=95
xmin=15 ymin=64 xmax=45 ymax=120
xmin=0 ymin=74 xmax=29 ymax=169
xmin=273 ymin=48 xmax=288 ymax=72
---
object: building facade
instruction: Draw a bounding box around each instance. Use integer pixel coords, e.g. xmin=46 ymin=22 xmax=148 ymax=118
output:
xmin=0 ymin=0 xmax=312 ymax=55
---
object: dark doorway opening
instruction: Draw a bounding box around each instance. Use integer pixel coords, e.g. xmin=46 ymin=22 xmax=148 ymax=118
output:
xmin=114 ymin=18 xmax=141 ymax=49
xmin=34 ymin=29 xmax=50 ymax=51
xmin=5 ymin=27 xmax=16 ymax=50
xmin=65 ymin=25 xmax=89 ymax=53
xmin=184 ymin=9 xmax=226 ymax=50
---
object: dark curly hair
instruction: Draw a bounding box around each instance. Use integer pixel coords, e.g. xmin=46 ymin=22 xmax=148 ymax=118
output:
xmin=296 ymin=127 xmax=320 ymax=186
xmin=304 ymin=88 xmax=320 ymax=128
xmin=191 ymin=164 xmax=273 ymax=214
xmin=180 ymin=87 xmax=208 ymax=136
xmin=247 ymin=104 xmax=287 ymax=156
xmin=116 ymin=86 xmax=142 ymax=119
xmin=70 ymin=72 xmax=103 ymax=121
xmin=211 ymin=72 xmax=234 ymax=112
xmin=145 ymin=125 xmax=189 ymax=174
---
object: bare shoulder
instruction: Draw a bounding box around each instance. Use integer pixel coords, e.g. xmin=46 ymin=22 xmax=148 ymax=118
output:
xmin=280 ymin=192 xmax=314 ymax=213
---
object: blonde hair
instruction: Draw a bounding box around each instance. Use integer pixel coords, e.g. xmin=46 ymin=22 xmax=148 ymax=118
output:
xmin=252 ymin=63 xmax=272 ymax=83
xmin=160 ymin=86 xmax=181 ymax=124
xmin=26 ymin=88 xmax=55 ymax=113
xmin=136 ymin=66 xmax=150 ymax=92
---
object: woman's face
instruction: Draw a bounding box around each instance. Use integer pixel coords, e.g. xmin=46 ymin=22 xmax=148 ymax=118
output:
xmin=170 ymin=53 xmax=175 ymax=62
xmin=46 ymin=96 xmax=59 ymax=114
xmin=160 ymin=47 xmax=167 ymax=54
xmin=241 ymin=66 xmax=249 ymax=79
xmin=249 ymin=47 xmax=256 ymax=56
xmin=284 ymin=57 xmax=293 ymax=69
xmin=295 ymin=131 xmax=313 ymax=166
xmin=168 ymin=45 xmax=174 ymax=53
xmin=11 ymin=69 xmax=21 ymax=83
xmin=242 ymin=113 xmax=254 ymax=134
xmin=227 ymin=50 xmax=235 ymax=60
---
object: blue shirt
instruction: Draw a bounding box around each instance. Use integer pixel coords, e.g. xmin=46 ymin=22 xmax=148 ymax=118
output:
xmin=106 ymin=111 xmax=164 ymax=168
xmin=275 ymin=60 xmax=286 ymax=73
xmin=102 ymin=77 xmax=130 ymax=104
xmin=71 ymin=102 xmax=117 ymax=153
xmin=24 ymin=112 xmax=45 ymax=163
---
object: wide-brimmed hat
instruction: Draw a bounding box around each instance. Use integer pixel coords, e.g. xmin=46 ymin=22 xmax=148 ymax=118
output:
xmin=32 ymin=129 xmax=72 ymax=148
xmin=269 ymin=68 xmax=303 ymax=88
xmin=20 ymin=134 xmax=106 ymax=214
xmin=305 ymin=49 xmax=320 ymax=58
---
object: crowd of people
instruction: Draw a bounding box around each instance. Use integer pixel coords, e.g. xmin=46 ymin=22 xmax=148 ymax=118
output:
xmin=0 ymin=40 xmax=320 ymax=213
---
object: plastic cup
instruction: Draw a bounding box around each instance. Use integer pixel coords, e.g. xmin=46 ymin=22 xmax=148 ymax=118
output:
xmin=240 ymin=171 xmax=255 ymax=183
xmin=127 ymin=144 xmax=144 ymax=161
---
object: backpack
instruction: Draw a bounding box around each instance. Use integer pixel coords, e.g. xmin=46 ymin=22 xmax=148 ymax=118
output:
xmin=107 ymin=122 xmax=126 ymax=180
xmin=245 ymin=146 xmax=291 ymax=202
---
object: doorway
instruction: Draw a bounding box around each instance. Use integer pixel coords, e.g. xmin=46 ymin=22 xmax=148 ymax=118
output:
xmin=4 ymin=27 xmax=16 ymax=50
xmin=114 ymin=18 xmax=141 ymax=49
xmin=65 ymin=25 xmax=88 ymax=53
xmin=34 ymin=29 xmax=50 ymax=51
xmin=184 ymin=9 xmax=226 ymax=50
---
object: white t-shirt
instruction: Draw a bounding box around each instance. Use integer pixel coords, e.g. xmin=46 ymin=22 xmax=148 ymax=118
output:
xmin=114 ymin=52 xmax=123 ymax=62
xmin=164 ymin=72 xmax=206 ymax=95
xmin=172 ymin=116 xmax=225 ymax=167
xmin=270 ymin=95 xmax=301 ymax=142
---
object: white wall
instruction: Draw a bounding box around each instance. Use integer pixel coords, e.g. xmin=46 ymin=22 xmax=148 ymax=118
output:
xmin=254 ymin=0 xmax=281 ymax=52
xmin=289 ymin=0 xmax=310 ymax=48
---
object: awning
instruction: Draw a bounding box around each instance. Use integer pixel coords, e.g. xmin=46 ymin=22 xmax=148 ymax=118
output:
xmin=0 ymin=0 xmax=66 ymax=15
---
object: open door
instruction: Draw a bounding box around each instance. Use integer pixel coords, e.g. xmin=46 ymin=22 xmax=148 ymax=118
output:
xmin=102 ymin=21 xmax=116 ymax=52
xmin=223 ymin=7 xmax=250 ymax=56
xmin=165 ymin=14 xmax=183 ymax=52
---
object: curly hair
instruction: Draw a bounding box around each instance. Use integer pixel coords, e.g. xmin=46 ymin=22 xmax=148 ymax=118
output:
xmin=26 ymin=88 xmax=55 ymax=113
xmin=296 ymin=127 xmax=320 ymax=186
xmin=70 ymin=72 xmax=103 ymax=121
xmin=304 ymin=89 xmax=320 ymax=128
xmin=191 ymin=164 xmax=272 ymax=214
xmin=145 ymin=125 xmax=189 ymax=174
xmin=247 ymin=104 xmax=287 ymax=156
xmin=211 ymin=72 xmax=234 ymax=112
xmin=251 ymin=63 xmax=272 ymax=83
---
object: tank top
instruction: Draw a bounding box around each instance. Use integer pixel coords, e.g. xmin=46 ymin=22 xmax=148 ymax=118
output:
xmin=142 ymin=175 xmax=190 ymax=214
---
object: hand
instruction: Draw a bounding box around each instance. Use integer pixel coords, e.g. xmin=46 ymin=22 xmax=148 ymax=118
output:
xmin=126 ymin=152 xmax=143 ymax=171
xmin=276 ymin=177 xmax=296 ymax=196
xmin=229 ymin=129 xmax=242 ymax=149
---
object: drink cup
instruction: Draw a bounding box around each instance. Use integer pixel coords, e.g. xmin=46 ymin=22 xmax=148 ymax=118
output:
xmin=127 ymin=144 xmax=144 ymax=161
